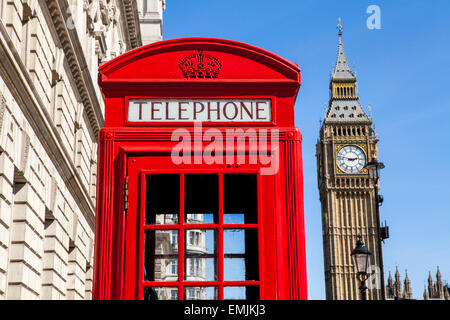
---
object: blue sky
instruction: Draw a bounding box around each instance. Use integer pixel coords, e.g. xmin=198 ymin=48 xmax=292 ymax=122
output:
xmin=163 ymin=0 xmax=450 ymax=299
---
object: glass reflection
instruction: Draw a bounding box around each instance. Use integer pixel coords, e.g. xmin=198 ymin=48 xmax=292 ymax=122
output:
xmin=144 ymin=230 xmax=178 ymax=282
xmin=146 ymin=175 xmax=180 ymax=225
xmin=223 ymin=229 xmax=258 ymax=281
xmin=224 ymin=286 xmax=259 ymax=300
xmin=223 ymin=174 xmax=257 ymax=224
xmin=184 ymin=287 xmax=218 ymax=300
xmin=184 ymin=229 xmax=217 ymax=281
xmin=143 ymin=287 xmax=178 ymax=300
xmin=185 ymin=174 xmax=218 ymax=223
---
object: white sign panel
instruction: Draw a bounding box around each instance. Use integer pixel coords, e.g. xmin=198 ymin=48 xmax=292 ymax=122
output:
xmin=128 ymin=99 xmax=272 ymax=122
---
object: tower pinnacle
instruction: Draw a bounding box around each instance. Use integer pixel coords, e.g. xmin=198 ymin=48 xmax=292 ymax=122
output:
xmin=332 ymin=18 xmax=356 ymax=81
xmin=337 ymin=17 xmax=343 ymax=36
xmin=325 ymin=19 xmax=370 ymax=124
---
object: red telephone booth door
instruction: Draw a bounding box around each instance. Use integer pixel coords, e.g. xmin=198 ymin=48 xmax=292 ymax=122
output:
xmin=124 ymin=156 xmax=278 ymax=300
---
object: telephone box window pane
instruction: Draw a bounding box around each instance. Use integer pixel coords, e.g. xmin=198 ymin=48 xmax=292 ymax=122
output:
xmin=143 ymin=287 xmax=178 ymax=300
xmin=223 ymin=286 xmax=260 ymax=300
xmin=224 ymin=258 xmax=246 ymax=281
xmin=223 ymin=213 xmax=245 ymax=224
xmin=146 ymin=174 xmax=180 ymax=225
xmin=184 ymin=230 xmax=217 ymax=281
xmin=185 ymin=174 xmax=218 ymax=224
xmin=223 ymin=229 xmax=259 ymax=281
xmin=183 ymin=287 xmax=218 ymax=300
xmin=223 ymin=174 xmax=257 ymax=224
xmin=144 ymin=230 xmax=178 ymax=282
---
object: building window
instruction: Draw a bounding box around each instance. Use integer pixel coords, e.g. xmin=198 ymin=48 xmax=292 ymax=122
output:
xmin=189 ymin=258 xmax=195 ymax=276
xmin=171 ymin=259 xmax=178 ymax=275
xmin=195 ymin=232 xmax=200 ymax=246
xmin=189 ymin=231 xmax=194 ymax=245
xmin=195 ymin=258 xmax=200 ymax=276
xmin=171 ymin=230 xmax=178 ymax=245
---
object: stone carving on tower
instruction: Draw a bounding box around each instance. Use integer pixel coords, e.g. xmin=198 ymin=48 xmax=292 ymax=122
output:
xmin=316 ymin=19 xmax=385 ymax=300
xmin=424 ymin=267 xmax=449 ymax=300
xmin=386 ymin=268 xmax=413 ymax=299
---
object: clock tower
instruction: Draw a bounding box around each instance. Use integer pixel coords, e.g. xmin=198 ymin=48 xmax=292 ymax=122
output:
xmin=316 ymin=21 xmax=386 ymax=300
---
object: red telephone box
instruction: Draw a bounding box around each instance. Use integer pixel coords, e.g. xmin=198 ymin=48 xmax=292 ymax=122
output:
xmin=93 ymin=38 xmax=307 ymax=300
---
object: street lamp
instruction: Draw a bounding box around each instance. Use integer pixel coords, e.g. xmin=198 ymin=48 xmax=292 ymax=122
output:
xmin=365 ymin=158 xmax=388 ymax=300
xmin=351 ymin=235 xmax=372 ymax=300
xmin=365 ymin=158 xmax=385 ymax=181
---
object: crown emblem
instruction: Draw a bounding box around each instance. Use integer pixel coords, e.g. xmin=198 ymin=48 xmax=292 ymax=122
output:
xmin=178 ymin=49 xmax=222 ymax=79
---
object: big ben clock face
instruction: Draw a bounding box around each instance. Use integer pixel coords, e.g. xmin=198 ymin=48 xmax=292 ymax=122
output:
xmin=336 ymin=145 xmax=366 ymax=173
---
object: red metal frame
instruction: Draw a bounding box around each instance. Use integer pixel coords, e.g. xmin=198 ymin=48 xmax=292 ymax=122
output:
xmin=93 ymin=38 xmax=307 ymax=300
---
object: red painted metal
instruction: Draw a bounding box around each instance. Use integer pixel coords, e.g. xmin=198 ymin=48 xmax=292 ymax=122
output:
xmin=93 ymin=38 xmax=307 ymax=300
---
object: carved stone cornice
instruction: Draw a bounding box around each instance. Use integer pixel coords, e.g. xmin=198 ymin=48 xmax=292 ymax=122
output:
xmin=118 ymin=0 xmax=142 ymax=50
xmin=45 ymin=0 xmax=104 ymax=138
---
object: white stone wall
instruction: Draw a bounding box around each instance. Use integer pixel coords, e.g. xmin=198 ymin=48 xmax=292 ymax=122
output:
xmin=0 ymin=0 xmax=161 ymax=300
xmin=138 ymin=0 xmax=165 ymax=45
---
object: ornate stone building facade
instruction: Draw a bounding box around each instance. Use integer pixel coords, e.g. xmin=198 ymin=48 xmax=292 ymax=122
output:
xmin=316 ymin=22 xmax=385 ymax=300
xmin=424 ymin=267 xmax=449 ymax=300
xmin=385 ymin=266 xmax=449 ymax=300
xmin=0 ymin=0 xmax=163 ymax=299
xmin=386 ymin=268 xmax=412 ymax=300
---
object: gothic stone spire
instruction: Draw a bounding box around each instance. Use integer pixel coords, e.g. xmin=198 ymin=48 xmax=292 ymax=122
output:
xmin=403 ymin=270 xmax=413 ymax=299
xmin=325 ymin=18 xmax=370 ymax=124
xmin=332 ymin=18 xmax=356 ymax=81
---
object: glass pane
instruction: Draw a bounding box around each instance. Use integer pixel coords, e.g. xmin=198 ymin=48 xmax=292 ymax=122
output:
xmin=144 ymin=230 xmax=178 ymax=282
xmin=224 ymin=258 xmax=246 ymax=281
xmin=223 ymin=213 xmax=244 ymax=224
xmin=186 ymin=213 xmax=212 ymax=224
xmin=223 ymin=174 xmax=257 ymax=224
xmin=224 ymin=286 xmax=260 ymax=300
xmin=185 ymin=174 xmax=218 ymax=224
xmin=224 ymin=229 xmax=258 ymax=281
xmin=143 ymin=287 xmax=178 ymax=300
xmin=146 ymin=174 xmax=180 ymax=225
xmin=184 ymin=287 xmax=218 ymax=300
xmin=184 ymin=230 xmax=217 ymax=281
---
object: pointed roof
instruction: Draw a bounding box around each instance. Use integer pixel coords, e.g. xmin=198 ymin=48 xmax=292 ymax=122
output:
xmin=424 ymin=285 xmax=429 ymax=300
xmin=332 ymin=18 xmax=356 ymax=81
xmin=388 ymin=271 xmax=393 ymax=285
xmin=325 ymin=100 xmax=370 ymax=123
xmin=395 ymin=266 xmax=401 ymax=282
xmin=325 ymin=18 xmax=370 ymax=124
xmin=404 ymin=270 xmax=410 ymax=283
